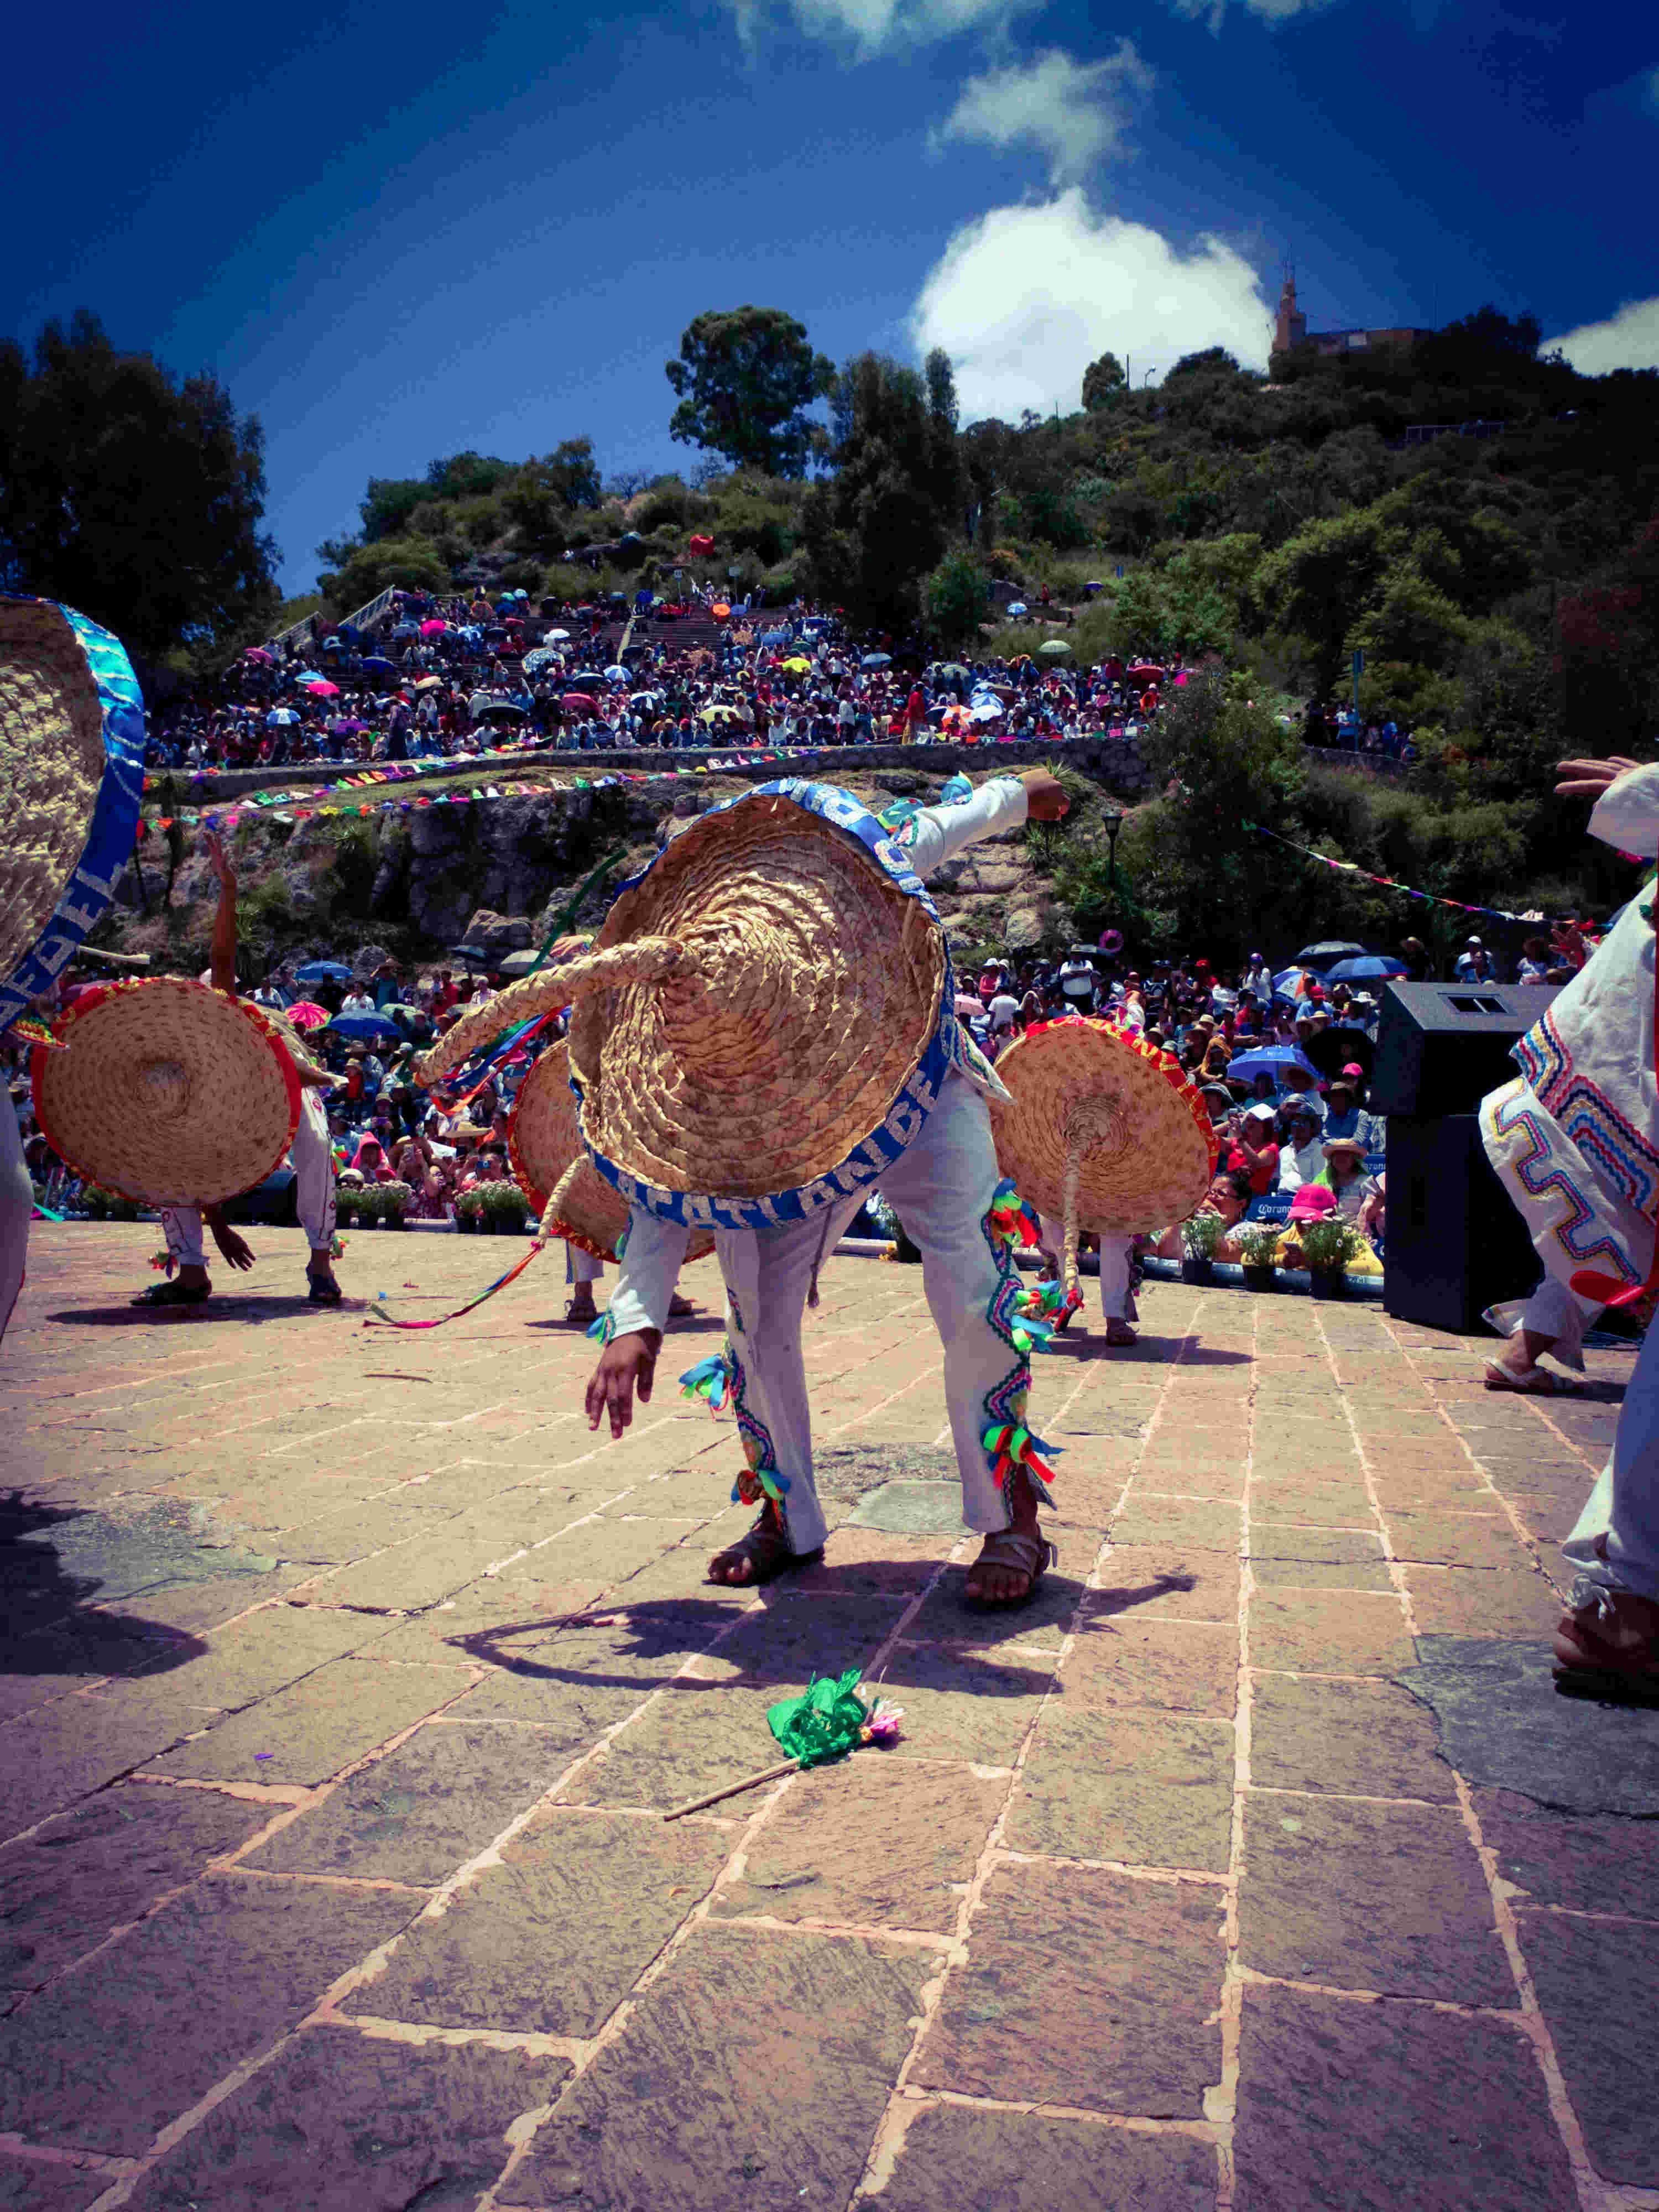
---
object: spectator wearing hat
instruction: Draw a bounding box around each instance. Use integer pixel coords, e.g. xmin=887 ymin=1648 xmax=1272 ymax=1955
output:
xmin=1321 ymin=1135 xmax=1372 ymax=1222
xmin=1276 ymin=1105 xmax=1326 ymax=1192
xmin=1399 ymin=937 xmax=1432 ymax=983
xmin=1241 ymin=951 xmax=1271 ymax=999
xmin=1321 ymin=1078 xmax=1381 ymax=1152
xmin=1227 ymin=1101 xmax=1281 ymax=1195
xmin=1454 ymin=936 xmax=1498 ymax=982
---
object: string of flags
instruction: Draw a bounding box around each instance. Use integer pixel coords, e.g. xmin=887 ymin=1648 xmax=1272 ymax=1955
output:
xmin=135 ymin=745 xmax=891 ymax=836
xmin=1245 ymin=820 xmax=1525 ymax=923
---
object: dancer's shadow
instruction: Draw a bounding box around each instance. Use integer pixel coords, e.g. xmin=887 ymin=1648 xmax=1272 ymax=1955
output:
xmin=48 ymin=1296 xmax=358 ymax=1327
xmin=0 ymin=1493 xmax=208 ymax=1678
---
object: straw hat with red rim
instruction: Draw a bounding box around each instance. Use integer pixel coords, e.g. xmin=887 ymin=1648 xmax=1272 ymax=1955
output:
xmin=508 ymin=1041 xmax=714 ymax=1263
xmin=989 ymin=1015 xmax=1217 ymax=1303
xmin=32 ymin=978 xmax=301 ymax=1207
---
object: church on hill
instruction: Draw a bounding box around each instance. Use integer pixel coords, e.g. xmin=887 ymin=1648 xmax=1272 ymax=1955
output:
xmin=1272 ymin=272 xmax=1434 ymax=359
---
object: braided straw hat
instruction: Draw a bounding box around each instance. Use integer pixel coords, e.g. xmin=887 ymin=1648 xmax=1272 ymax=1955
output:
xmin=32 ymin=978 xmax=302 ymax=1207
xmin=990 ymin=1016 xmax=1217 ymax=1301
xmin=1 ymin=598 xmax=147 ymax=1036
xmin=508 ymin=1041 xmax=715 ymax=1264
xmin=418 ymin=781 xmax=954 ymax=1230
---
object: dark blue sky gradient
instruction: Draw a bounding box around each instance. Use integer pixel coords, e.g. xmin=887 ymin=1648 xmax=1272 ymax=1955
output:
xmin=7 ymin=0 xmax=1651 ymax=591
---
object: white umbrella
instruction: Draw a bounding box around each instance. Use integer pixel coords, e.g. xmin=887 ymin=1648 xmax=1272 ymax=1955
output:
xmin=545 ymin=628 xmax=571 ymax=641
xmin=970 ymin=700 xmax=1003 ymax=722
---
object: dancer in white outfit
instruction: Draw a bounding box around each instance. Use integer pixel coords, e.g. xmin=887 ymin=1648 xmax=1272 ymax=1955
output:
xmin=586 ymin=770 xmax=1073 ymax=1605
xmin=1036 ymin=1221 xmax=1138 ymax=1346
xmin=134 ymin=833 xmax=343 ymax=1307
xmin=1491 ymin=755 xmax=1659 ymax=1693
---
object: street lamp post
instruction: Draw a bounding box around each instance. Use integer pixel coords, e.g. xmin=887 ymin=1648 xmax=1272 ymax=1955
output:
xmin=1103 ymin=807 xmax=1124 ymax=888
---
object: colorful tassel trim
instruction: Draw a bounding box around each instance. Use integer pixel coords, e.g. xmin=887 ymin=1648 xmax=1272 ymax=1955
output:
xmin=982 ymin=1420 xmax=1062 ymax=1498
xmin=987 ymin=1180 xmax=1043 ymax=1252
xmin=680 ymin=1350 xmax=733 ymax=1413
xmin=732 ymin=1462 xmax=791 ymax=1508
xmin=1014 ymin=1277 xmax=1082 ymax=1350
xmin=586 ymin=1307 xmax=615 ymax=1344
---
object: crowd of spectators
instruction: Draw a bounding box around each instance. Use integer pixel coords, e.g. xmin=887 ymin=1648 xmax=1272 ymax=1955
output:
xmin=141 ymin=583 xmax=1190 ymax=774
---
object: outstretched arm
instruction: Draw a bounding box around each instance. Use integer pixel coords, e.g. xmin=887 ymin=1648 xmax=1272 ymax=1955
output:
xmin=204 ymin=832 xmax=237 ymax=996
xmin=903 ymin=769 xmax=1066 ymax=880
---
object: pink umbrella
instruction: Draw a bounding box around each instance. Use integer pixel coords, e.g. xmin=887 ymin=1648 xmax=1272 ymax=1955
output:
xmin=420 ymin=619 xmax=448 ymax=637
xmin=562 ymin=692 xmax=598 ymax=709
xmin=300 ymin=679 xmax=340 ymax=697
xmin=244 ymin=647 xmax=274 ymax=663
xmin=286 ymin=1001 xmax=331 ymax=1031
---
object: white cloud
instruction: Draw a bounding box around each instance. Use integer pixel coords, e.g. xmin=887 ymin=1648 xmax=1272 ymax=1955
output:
xmin=1548 ymin=298 xmax=1659 ymax=375
xmin=932 ymin=45 xmax=1154 ymax=186
xmin=723 ymin=0 xmax=1045 ymax=58
xmin=910 ymin=188 xmax=1271 ymax=420
xmin=1168 ymin=0 xmax=1337 ymax=33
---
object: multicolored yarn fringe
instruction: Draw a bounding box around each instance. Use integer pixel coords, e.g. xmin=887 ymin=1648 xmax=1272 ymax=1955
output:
xmin=987 ymin=1180 xmax=1044 ymax=1253
xmin=364 ymin=1240 xmax=546 ymax=1329
xmin=982 ymin=1416 xmax=1063 ymax=1499
xmin=680 ymin=1349 xmax=733 ymax=1413
xmin=1015 ymin=1275 xmax=1083 ymax=1349
xmin=728 ymin=1344 xmax=788 ymax=1509
xmin=7 ymin=1017 xmax=66 ymax=1052
xmin=586 ymin=1306 xmax=616 ymax=1344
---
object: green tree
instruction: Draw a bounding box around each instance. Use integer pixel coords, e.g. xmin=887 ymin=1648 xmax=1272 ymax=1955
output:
xmin=1081 ymin=351 xmax=1126 ymax=410
xmin=0 ymin=310 xmax=278 ymax=662
xmin=666 ymin=308 xmax=834 ymax=478
xmin=923 ymin=547 xmax=989 ymax=648
xmin=1253 ymin=507 xmax=1392 ymax=695
xmin=316 ymin=536 xmax=451 ymax=611
xmin=802 ymin=353 xmax=953 ymax=624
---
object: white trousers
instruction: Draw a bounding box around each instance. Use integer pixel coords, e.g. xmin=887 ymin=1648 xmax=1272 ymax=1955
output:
xmin=0 ymin=1104 xmax=30 ymax=1344
xmin=1039 ymin=1219 xmax=1134 ymax=1319
xmin=714 ymin=1073 xmax=1042 ymax=1555
xmin=162 ymin=1089 xmax=337 ymax=1266
xmin=1564 ymin=1322 xmax=1659 ymax=1604
xmin=567 ymin=1245 xmax=604 ymax=1285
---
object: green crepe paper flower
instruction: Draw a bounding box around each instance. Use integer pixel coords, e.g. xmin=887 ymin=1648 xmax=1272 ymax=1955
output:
xmin=766 ymin=1668 xmax=904 ymax=1767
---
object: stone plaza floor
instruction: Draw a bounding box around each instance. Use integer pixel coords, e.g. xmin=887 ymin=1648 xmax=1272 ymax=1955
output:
xmin=3 ymin=1222 xmax=1658 ymax=2211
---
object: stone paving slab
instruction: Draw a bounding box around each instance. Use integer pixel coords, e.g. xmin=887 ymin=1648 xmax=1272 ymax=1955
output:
xmin=1 ymin=1223 xmax=1652 ymax=2208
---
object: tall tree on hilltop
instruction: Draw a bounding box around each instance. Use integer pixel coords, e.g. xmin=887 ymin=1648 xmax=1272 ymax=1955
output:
xmin=1082 ymin=351 xmax=1125 ymax=410
xmin=0 ymin=310 xmax=278 ymax=663
xmin=802 ymin=352 xmax=958 ymax=624
xmin=665 ymin=307 xmax=835 ymax=478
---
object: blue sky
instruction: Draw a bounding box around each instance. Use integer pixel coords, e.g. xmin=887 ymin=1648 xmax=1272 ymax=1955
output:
xmin=7 ymin=0 xmax=1654 ymax=594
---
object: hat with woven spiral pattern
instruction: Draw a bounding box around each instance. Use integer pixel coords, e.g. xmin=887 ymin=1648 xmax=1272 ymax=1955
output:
xmin=416 ymin=780 xmax=954 ymax=1230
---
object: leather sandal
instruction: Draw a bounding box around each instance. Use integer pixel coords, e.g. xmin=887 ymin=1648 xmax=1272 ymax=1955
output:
xmin=707 ymin=1510 xmax=821 ymax=1587
xmin=1554 ymin=1583 xmax=1659 ymax=1702
xmin=964 ymin=1528 xmax=1057 ymax=1608
xmin=131 ymin=1280 xmax=208 ymax=1307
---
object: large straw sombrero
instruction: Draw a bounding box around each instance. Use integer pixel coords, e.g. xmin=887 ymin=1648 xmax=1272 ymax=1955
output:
xmin=32 ymin=978 xmax=302 ymax=1207
xmin=508 ymin=1041 xmax=716 ymax=1262
xmin=418 ymin=781 xmax=955 ymax=1230
xmin=990 ymin=1016 xmax=1217 ymax=1301
xmin=1 ymin=597 xmax=147 ymax=1036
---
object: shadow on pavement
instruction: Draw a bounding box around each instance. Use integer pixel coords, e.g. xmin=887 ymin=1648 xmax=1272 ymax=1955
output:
xmin=46 ymin=1296 xmax=355 ymax=1326
xmin=0 ymin=1493 xmax=209 ymax=1675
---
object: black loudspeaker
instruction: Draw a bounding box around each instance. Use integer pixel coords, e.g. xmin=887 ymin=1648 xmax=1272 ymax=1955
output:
xmin=1370 ymin=981 xmax=1559 ymax=1117
xmin=1384 ymin=1115 xmax=1543 ymax=1333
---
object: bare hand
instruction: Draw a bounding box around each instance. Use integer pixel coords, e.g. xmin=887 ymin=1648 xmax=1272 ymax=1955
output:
xmin=206 ymin=1215 xmax=255 ymax=1271
xmin=585 ymin=1330 xmax=660 ymax=1439
xmin=1556 ymin=757 xmax=1644 ymax=800
xmin=202 ymin=830 xmax=236 ymax=891
xmin=1020 ymin=769 xmax=1070 ymax=822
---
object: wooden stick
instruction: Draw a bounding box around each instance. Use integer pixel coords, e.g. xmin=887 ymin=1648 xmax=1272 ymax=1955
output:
xmin=661 ymin=1757 xmax=801 ymax=1821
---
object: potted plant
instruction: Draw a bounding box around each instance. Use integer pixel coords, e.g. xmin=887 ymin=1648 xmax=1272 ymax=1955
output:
xmin=481 ymin=1181 xmax=531 ymax=1234
xmin=455 ymin=1187 xmax=484 ymax=1234
xmin=1300 ymin=1217 xmax=1360 ymax=1300
xmin=1181 ymin=1209 xmax=1226 ymax=1285
xmin=1236 ymin=1223 xmax=1280 ymax=1293
xmin=378 ymin=1180 xmax=413 ymax=1230
xmin=82 ymin=1183 xmax=112 ymax=1221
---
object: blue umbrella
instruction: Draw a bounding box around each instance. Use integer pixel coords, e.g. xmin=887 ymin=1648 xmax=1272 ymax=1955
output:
xmin=1227 ymin=1047 xmax=1321 ymax=1087
xmin=1324 ymin=955 xmax=1407 ymax=982
xmin=1007 ymin=602 xmax=1027 ymax=617
xmin=861 ymin=652 xmax=891 ymax=669
xmin=327 ymin=1010 xmax=404 ymax=1042
xmin=294 ymin=959 xmax=353 ymax=984
xmin=362 ymin=656 xmax=395 ymax=676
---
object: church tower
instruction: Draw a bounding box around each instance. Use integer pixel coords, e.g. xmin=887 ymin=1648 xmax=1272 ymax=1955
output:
xmin=1274 ymin=268 xmax=1306 ymax=354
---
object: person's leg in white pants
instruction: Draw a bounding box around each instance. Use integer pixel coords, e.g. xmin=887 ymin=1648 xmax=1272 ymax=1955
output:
xmin=1555 ymin=1316 xmax=1659 ymax=1680
xmin=0 ymin=1104 xmax=33 ymax=1345
xmin=708 ymin=1074 xmax=1055 ymax=1603
xmin=291 ymin=1091 xmax=340 ymax=1291
xmin=565 ymin=1241 xmax=604 ymax=1324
